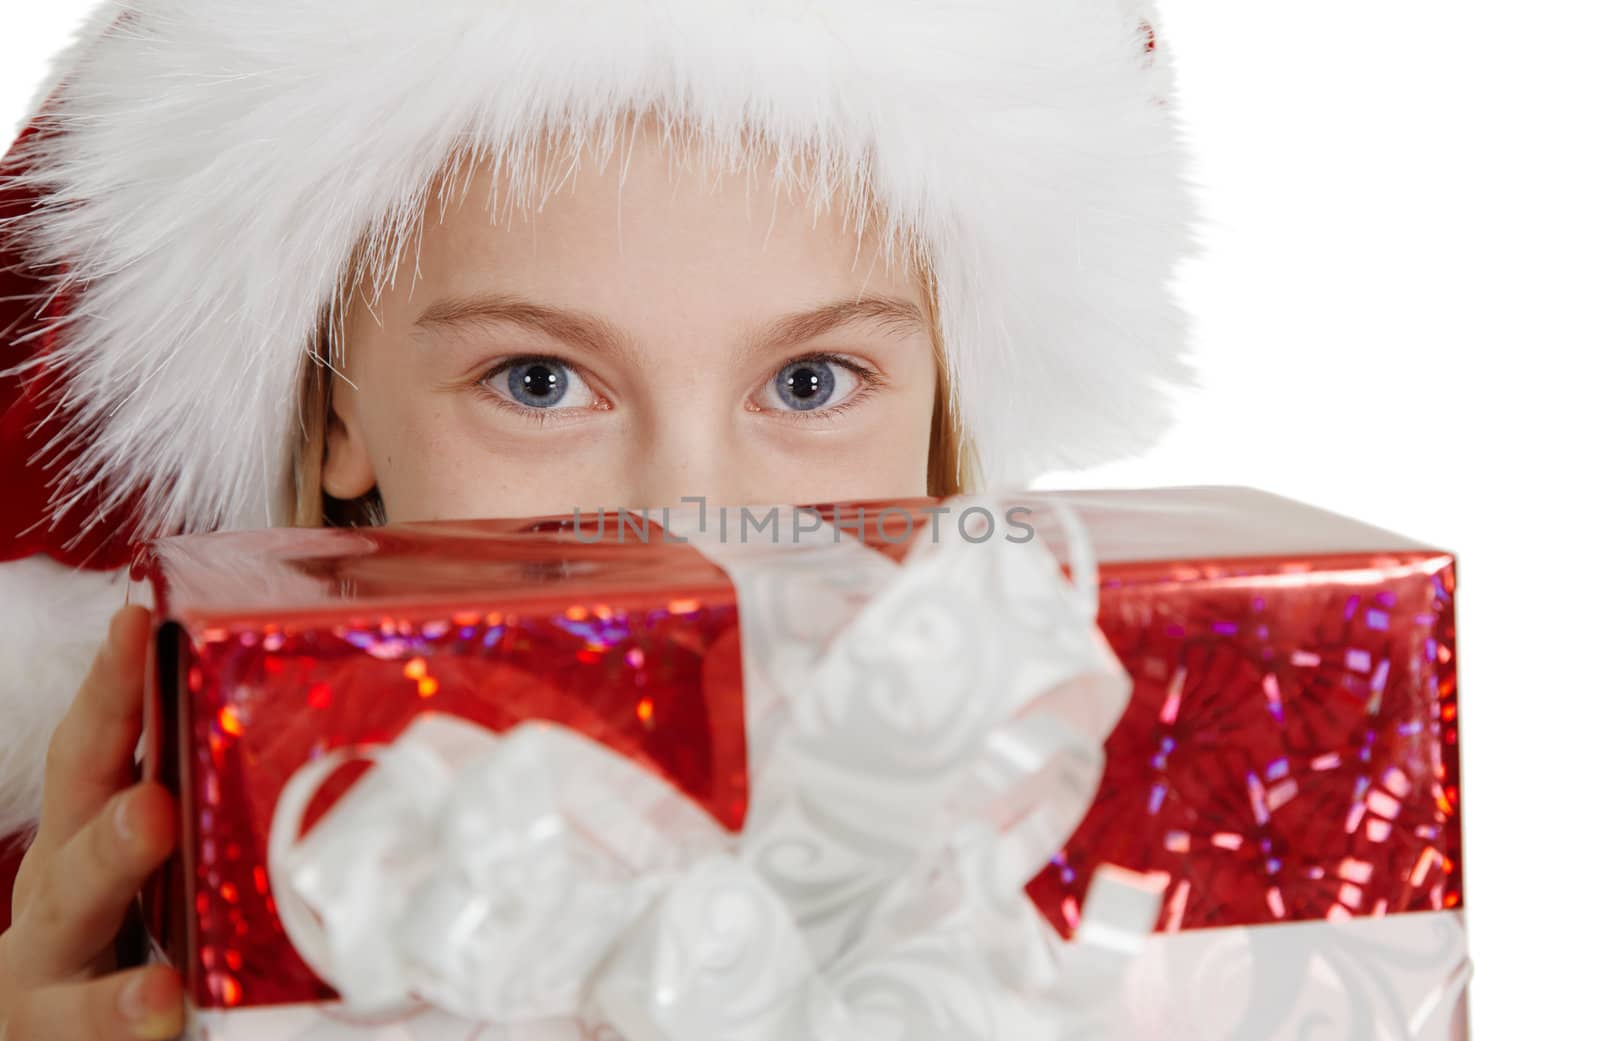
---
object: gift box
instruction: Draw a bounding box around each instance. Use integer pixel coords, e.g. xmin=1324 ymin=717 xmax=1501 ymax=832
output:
xmin=135 ymin=486 xmax=1467 ymax=1040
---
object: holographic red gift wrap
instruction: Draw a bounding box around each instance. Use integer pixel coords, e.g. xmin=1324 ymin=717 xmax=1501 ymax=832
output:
xmin=1026 ymin=550 xmax=1461 ymax=938
xmin=138 ymin=520 xmax=746 ymax=1010
xmin=136 ymin=488 xmax=1463 ymax=1012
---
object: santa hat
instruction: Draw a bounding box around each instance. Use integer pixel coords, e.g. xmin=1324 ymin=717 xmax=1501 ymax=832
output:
xmin=0 ymin=0 xmax=1192 ymax=835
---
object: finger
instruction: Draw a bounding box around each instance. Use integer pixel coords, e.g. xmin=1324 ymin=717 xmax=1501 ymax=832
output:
xmin=38 ymin=606 xmax=152 ymax=847
xmin=4 ymin=964 xmax=185 ymax=1041
xmin=12 ymin=783 xmax=175 ymax=984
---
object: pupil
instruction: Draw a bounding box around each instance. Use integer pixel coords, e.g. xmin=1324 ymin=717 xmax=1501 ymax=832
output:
xmin=777 ymin=361 xmax=835 ymax=411
xmin=522 ymin=368 xmax=556 ymax=396
xmin=509 ymin=361 xmax=568 ymax=408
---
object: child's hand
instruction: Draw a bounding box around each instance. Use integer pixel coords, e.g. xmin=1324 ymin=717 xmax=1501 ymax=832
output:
xmin=0 ymin=605 xmax=185 ymax=1040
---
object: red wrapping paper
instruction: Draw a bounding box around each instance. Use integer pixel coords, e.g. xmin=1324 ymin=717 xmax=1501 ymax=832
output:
xmin=134 ymin=486 xmax=1462 ymax=1012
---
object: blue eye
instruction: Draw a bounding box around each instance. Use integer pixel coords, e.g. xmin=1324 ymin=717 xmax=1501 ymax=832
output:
xmin=506 ymin=359 xmax=570 ymax=407
xmin=775 ymin=359 xmax=838 ymax=411
xmin=756 ymin=356 xmax=870 ymax=416
xmin=483 ymin=357 xmax=600 ymax=414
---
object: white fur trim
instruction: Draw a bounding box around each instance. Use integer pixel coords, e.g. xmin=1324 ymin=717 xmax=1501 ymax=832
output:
xmin=6 ymin=0 xmax=1192 ymax=539
xmin=0 ymin=556 xmax=128 ymax=837
xmin=13 ymin=3 xmax=124 ymax=138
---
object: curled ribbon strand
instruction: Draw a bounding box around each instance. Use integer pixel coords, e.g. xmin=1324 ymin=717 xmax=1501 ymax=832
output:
xmin=267 ymin=494 xmax=1160 ymax=1038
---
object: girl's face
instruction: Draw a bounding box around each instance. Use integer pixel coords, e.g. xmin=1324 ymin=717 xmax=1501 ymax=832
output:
xmin=323 ymin=131 xmax=940 ymax=523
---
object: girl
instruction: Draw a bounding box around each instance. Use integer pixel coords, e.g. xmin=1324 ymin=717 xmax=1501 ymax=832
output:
xmin=0 ymin=2 xmax=1190 ymax=1038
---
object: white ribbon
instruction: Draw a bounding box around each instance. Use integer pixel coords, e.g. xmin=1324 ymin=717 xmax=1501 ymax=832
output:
xmin=266 ymin=494 xmax=1159 ymax=1038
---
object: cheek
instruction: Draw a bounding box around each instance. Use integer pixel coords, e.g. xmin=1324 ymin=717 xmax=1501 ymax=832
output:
xmin=370 ymin=423 xmax=559 ymax=523
xmin=348 ymin=370 xmax=482 ymax=521
xmin=762 ymin=450 xmax=928 ymax=504
xmin=742 ymin=380 xmax=937 ymax=503
xmin=367 ymin=397 xmax=623 ymax=523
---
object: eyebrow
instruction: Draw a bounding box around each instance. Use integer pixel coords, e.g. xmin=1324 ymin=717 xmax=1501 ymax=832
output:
xmin=412 ymin=293 xmax=929 ymax=361
xmin=414 ymin=296 xmax=637 ymax=362
xmin=750 ymin=296 xmax=929 ymax=356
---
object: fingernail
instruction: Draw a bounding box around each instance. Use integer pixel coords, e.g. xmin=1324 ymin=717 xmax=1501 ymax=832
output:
xmin=119 ymin=973 xmax=184 ymax=1039
xmin=113 ymin=791 xmax=137 ymax=844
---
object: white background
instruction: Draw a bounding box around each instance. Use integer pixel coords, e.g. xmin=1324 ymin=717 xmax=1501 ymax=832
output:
xmin=4 ymin=2 xmax=1596 ymax=1036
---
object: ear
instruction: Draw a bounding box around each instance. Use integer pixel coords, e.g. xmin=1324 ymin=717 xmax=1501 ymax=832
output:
xmin=322 ymin=374 xmax=377 ymax=500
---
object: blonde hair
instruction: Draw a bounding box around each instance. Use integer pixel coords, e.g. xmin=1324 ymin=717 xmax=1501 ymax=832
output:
xmin=922 ymin=269 xmax=973 ymax=499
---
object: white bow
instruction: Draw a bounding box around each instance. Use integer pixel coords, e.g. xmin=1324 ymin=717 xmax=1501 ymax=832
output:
xmin=267 ymin=496 xmax=1161 ymax=1038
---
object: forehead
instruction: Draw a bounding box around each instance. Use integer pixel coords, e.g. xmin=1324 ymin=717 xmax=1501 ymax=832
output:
xmin=380 ymin=125 xmax=925 ymax=322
